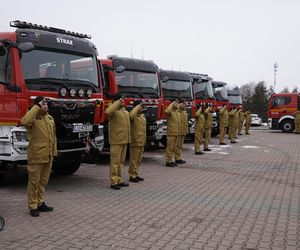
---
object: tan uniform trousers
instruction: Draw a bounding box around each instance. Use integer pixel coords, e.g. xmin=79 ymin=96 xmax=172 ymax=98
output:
xmin=238 ymin=122 xmax=243 ymax=134
xmin=175 ymin=135 xmax=185 ymax=161
xmin=230 ymin=126 xmax=237 ymax=141
xmin=129 ymin=146 xmax=144 ymax=178
xmin=295 ymin=121 xmax=300 ymax=133
xmin=110 ymin=144 xmax=127 ymax=185
xmin=27 ymin=161 xmax=52 ymax=209
xmin=219 ymin=126 xmax=227 ymax=143
xmin=194 ymin=129 xmax=204 ymax=152
xmin=204 ymin=128 xmax=212 ymax=149
xmin=245 ymin=123 xmax=251 ymax=134
xmin=165 ymin=136 xmax=180 ymax=163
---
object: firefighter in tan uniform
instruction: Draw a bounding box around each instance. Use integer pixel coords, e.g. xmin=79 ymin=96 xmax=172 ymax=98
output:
xmin=105 ymin=94 xmax=131 ymax=190
xmin=244 ymin=111 xmax=252 ymax=134
xmin=175 ymin=103 xmax=188 ymax=164
xmin=165 ymin=100 xmax=181 ymax=167
xmin=128 ymin=101 xmax=146 ymax=182
xmin=194 ymin=105 xmax=206 ymax=154
xmin=293 ymin=110 xmax=300 ymax=134
xmin=229 ymin=107 xmax=238 ymax=143
xmin=21 ymin=96 xmax=57 ymax=217
xmin=219 ymin=104 xmax=229 ymax=145
xmin=238 ymin=108 xmax=244 ymax=135
xmin=204 ymin=105 xmax=213 ymax=151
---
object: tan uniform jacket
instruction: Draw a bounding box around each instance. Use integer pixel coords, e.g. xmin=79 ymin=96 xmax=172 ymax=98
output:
xmin=178 ymin=109 xmax=189 ymax=135
xmin=244 ymin=111 xmax=251 ymax=123
xmin=194 ymin=107 xmax=205 ymax=132
xmin=165 ymin=102 xmax=180 ymax=136
xmin=204 ymin=107 xmax=213 ymax=129
xmin=238 ymin=110 xmax=244 ymax=123
xmin=21 ymin=105 xmax=57 ymax=165
xmin=130 ymin=105 xmax=146 ymax=146
xmin=229 ymin=109 xmax=238 ymax=127
xmin=219 ymin=106 xmax=229 ymax=127
xmin=105 ymin=100 xmax=131 ymax=145
xmin=233 ymin=109 xmax=239 ymax=127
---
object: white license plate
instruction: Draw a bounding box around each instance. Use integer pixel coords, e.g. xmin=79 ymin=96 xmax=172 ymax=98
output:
xmin=72 ymin=124 xmax=93 ymax=133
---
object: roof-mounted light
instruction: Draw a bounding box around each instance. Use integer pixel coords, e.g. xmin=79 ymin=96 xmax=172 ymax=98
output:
xmin=10 ymin=20 xmax=91 ymax=39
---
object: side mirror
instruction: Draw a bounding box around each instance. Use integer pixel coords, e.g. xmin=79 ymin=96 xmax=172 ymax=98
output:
xmin=17 ymin=42 xmax=34 ymax=52
xmin=0 ymin=47 xmax=6 ymax=56
xmin=115 ymin=65 xmax=126 ymax=73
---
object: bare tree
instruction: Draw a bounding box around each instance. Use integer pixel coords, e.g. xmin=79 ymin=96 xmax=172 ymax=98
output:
xmin=292 ymin=86 xmax=298 ymax=93
xmin=280 ymin=86 xmax=289 ymax=93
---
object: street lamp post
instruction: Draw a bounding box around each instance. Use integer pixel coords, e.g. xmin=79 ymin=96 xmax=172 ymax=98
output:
xmin=274 ymin=63 xmax=278 ymax=92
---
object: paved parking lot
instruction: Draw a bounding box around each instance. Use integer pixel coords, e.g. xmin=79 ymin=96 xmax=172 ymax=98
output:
xmin=0 ymin=128 xmax=300 ymax=250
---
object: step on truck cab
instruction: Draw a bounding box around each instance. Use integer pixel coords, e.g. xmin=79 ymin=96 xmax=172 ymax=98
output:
xmin=100 ymin=56 xmax=164 ymax=148
xmin=268 ymin=92 xmax=300 ymax=133
xmin=159 ymin=69 xmax=195 ymax=146
xmin=190 ymin=73 xmax=218 ymax=135
xmin=0 ymin=20 xmax=104 ymax=175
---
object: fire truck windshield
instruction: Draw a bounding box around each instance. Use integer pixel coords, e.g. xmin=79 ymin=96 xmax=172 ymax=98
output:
xmin=162 ymin=80 xmax=193 ymax=100
xmin=228 ymin=95 xmax=242 ymax=104
xmin=194 ymin=81 xmax=214 ymax=99
xmin=21 ymin=49 xmax=99 ymax=90
xmin=214 ymin=86 xmax=228 ymax=101
xmin=115 ymin=70 xmax=159 ymax=98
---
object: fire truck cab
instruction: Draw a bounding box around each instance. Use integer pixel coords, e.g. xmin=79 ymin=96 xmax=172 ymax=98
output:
xmin=159 ymin=69 xmax=195 ymax=146
xmin=268 ymin=92 xmax=300 ymax=133
xmin=0 ymin=20 xmax=104 ymax=176
xmin=227 ymin=89 xmax=243 ymax=110
xmin=100 ymin=56 xmax=164 ymax=148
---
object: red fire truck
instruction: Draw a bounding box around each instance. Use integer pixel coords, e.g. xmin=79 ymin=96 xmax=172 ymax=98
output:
xmin=212 ymin=81 xmax=229 ymax=134
xmin=268 ymin=92 xmax=300 ymax=133
xmin=159 ymin=69 xmax=195 ymax=146
xmin=100 ymin=56 xmax=164 ymax=148
xmin=0 ymin=20 xmax=104 ymax=176
xmin=212 ymin=81 xmax=229 ymax=109
xmin=227 ymin=89 xmax=243 ymax=109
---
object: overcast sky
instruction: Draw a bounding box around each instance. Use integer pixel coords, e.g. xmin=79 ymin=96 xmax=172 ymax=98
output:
xmin=1 ymin=0 xmax=300 ymax=92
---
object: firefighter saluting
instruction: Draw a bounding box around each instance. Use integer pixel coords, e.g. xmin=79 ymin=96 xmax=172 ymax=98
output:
xmin=21 ymin=96 xmax=57 ymax=217
xmin=105 ymin=94 xmax=131 ymax=190
xmin=128 ymin=100 xmax=146 ymax=182
xmin=165 ymin=100 xmax=181 ymax=167
xmin=293 ymin=110 xmax=300 ymax=134
xmin=194 ymin=105 xmax=206 ymax=154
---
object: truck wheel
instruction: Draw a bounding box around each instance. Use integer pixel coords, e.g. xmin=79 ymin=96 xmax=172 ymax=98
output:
xmin=52 ymin=160 xmax=81 ymax=175
xmin=160 ymin=136 xmax=167 ymax=148
xmin=0 ymin=173 xmax=5 ymax=186
xmin=280 ymin=119 xmax=294 ymax=133
xmin=0 ymin=216 xmax=4 ymax=231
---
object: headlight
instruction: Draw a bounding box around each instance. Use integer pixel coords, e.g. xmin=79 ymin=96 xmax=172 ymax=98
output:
xmin=69 ymin=88 xmax=76 ymax=97
xmin=12 ymin=131 xmax=28 ymax=142
xmin=59 ymin=87 xmax=67 ymax=97
xmin=86 ymin=89 xmax=93 ymax=98
xmin=78 ymin=89 xmax=85 ymax=98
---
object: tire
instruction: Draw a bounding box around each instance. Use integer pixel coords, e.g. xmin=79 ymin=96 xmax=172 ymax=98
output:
xmin=280 ymin=119 xmax=294 ymax=133
xmin=0 ymin=217 xmax=4 ymax=231
xmin=52 ymin=154 xmax=82 ymax=175
xmin=160 ymin=135 xmax=167 ymax=148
